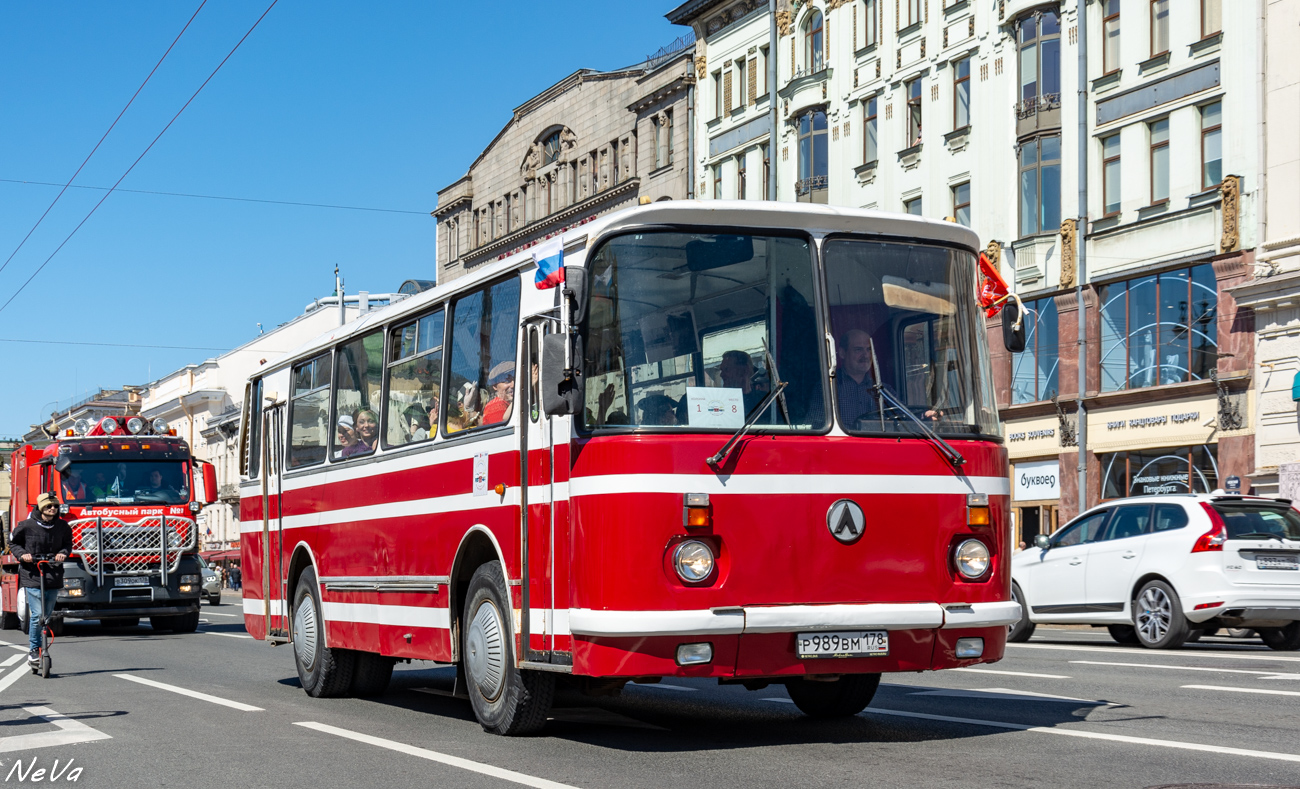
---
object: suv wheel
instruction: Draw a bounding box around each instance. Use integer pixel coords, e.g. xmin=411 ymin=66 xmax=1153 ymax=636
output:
xmin=1259 ymin=622 xmax=1300 ymax=651
xmin=1133 ymin=580 xmax=1191 ymax=649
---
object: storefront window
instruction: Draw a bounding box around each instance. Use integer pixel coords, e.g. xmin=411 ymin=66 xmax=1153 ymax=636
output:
xmin=1099 ymin=264 xmax=1217 ymax=392
xmin=1011 ymin=297 xmax=1059 ymax=404
xmin=1101 ymin=445 xmax=1218 ymax=498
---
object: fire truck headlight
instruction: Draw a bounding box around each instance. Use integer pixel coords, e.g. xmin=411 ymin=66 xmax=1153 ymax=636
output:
xmin=72 ymin=418 xmax=92 ymax=435
xmin=100 ymin=417 xmax=119 ymax=434
xmin=63 ymin=577 xmax=83 ymax=589
xmin=126 ymin=417 xmax=146 ymax=434
xmin=151 ymin=418 xmax=169 ymax=435
xmin=179 ymin=575 xmax=200 ymax=585
xmin=954 ymin=539 xmax=991 ymax=579
xmin=673 ymin=540 xmax=714 ymax=583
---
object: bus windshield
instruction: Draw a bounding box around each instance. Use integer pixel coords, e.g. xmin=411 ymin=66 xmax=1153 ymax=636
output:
xmin=581 ymin=231 xmax=827 ymax=431
xmin=60 ymin=460 xmax=191 ymax=506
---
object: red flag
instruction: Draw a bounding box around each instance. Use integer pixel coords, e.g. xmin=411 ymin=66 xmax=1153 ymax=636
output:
xmin=977 ymin=251 xmax=1010 ymax=317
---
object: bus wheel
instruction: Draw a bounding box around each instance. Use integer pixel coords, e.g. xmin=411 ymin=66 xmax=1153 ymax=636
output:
xmin=1007 ymin=583 xmax=1035 ymax=643
xmin=462 ymin=561 xmax=554 ymax=735
xmin=785 ymin=674 xmax=882 ymax=718
xmin=350 ymin=652 xmax=396 ymax=697
xmin=293 ymin=567 xmax=355 ymax=698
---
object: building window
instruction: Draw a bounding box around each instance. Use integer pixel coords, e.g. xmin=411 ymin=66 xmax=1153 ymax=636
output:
xmin=1102 ymin=133 xmax=1122 ymax=217
xmin=1017 ymin=10 xmax=1061 ymax=111
xmin=952 ymin=182 xmax=971 ymax=227
xmin=804 ymin=10 xmax=824 ymax=72
xmin=712 ymin=70 xmax=723 ymax=119
xmin=758 ymin=46 xmax=769 ymax=95
xmin=761 ymin=144 xmax=771 ymax=200
xmin=796 ymin=109 xmax=828 ymax=202
xmin=1011 ymin=297 xmax=1059 ymax=404
xmin=904 ymin=196 xmax=922 ymax=215
xmin=1150 ymin=118 xmax=1170 ymax=204
xmin=1019 ymin=134 xmax=1061 ymax=236
xmin=653 ymin=118 xmax=663 ymax=170
xmin=665 ymin=111 xmax=674 ymax=166
xmin=1201 ymin=0 xmax=1222 ymax=38
xmin=1103 ymin=0 xmax=1121 ymax=75
xmin=736 ymin=58 xmax=748 ymax=108
xmin=713 ymin=164 xmax=722 ymax=199
xmin=1099 ymin=263 xmax=1218 ymax=392
xmin=1150 ymin=0 xmax=1169 ymax=56
xmin=1102 ymin=446 xmax=1219 ymax=498
xmin=905 ymin=78 xmax=922 ymax=147
xmin=542 ymin=132 xmax=561 ymax=166
xmin=863 ymin=95 xmax=878 ymax=163
xmin=905 ymin=0 xmax=922 ymax=27
xmin=1201 ymin=101 xmax=1222 ymax=189
xmin=736 ymin=154 xmax=747 ymax=199
xmin=953 ymin=56 xmax=971 ymax=130
xmin=864 ymin=0 xmax=879 ymax=47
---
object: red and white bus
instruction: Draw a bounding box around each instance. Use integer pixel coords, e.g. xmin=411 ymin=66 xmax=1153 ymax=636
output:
xmin=238 ymin=201 xmax=1020 ymax=734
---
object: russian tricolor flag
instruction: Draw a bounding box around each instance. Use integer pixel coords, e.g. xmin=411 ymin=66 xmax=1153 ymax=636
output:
xmin=533 ymin=238 xmax=564 ymax=290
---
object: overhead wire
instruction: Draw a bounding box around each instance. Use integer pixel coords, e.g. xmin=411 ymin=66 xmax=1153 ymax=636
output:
xmin=0 ymin=1 xmax=208 ymax=279
xmin=0 ymin=0 xmax=280 ymax=317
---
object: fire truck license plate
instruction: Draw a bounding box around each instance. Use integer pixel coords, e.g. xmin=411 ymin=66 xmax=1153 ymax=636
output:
xmin=114 ymin=577 xmax=150 ymax=587
xmin=796 ymin=631 xmax=888 ymax=659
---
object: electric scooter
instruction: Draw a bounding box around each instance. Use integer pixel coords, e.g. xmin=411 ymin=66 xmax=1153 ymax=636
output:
xmin=27 ymin=555 xmax=63 ymax=679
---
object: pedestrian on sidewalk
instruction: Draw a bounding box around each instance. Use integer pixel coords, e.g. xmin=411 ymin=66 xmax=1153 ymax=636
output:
xmin=229 ymin=563 xmax=241 ymax=591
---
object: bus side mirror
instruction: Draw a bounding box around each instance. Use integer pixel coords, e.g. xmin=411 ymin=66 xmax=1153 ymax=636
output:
xmin=200 ymin=462 xmax=218 ymax=505
xmin=1002 ymin=300 xmax=1026 ymax=353
xmin=541 ymin=333 xmax=583 ymax=417
xmin=562 ymin=266 xmax=587 ymax=326
xmin=1033 ymin=533 xmax=1051 ymax=550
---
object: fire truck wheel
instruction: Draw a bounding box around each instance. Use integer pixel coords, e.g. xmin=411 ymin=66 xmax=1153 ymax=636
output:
xmin=463 ymin=561 xmax=554 ymax=735
xmin=149 ymin=616 xmax=176 ymax=632
xmin=48 ymin=618 xmax=64 ymax=638
xmin=18 ymin=614 xmax=29 ymax=637
xmin=349 ymin=652 xmax=396 ymax=696
xmin=1007 ymin=583 xmax=1035 ymax=643
xmin=293 ymin=567 xmax=355 ymax=697
xmin=785 ymin=673 xmax=882 ymax=718
xmin=170 ymin=611 xmax=200 ymax=633
xmin=0 ymin=612 xmax=17 ymax=631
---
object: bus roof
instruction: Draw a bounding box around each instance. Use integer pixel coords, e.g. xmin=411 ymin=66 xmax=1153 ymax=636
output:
xmin=264 ymin=201 xmax=982 ymax=375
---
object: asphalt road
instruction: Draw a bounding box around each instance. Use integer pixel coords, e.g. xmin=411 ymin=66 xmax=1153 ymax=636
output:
xmin=0 ymin=596 xmax=1297 ymax=789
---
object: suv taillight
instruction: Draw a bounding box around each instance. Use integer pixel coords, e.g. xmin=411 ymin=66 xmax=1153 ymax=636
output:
xmin=1194 ymin=502 xmax=1228 ymax=553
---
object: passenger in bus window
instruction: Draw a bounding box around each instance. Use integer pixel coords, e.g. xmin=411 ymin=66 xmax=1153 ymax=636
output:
xmin=336 ymin=415 xmax=366 ymax=458
xmin=482 ymin=362 xmax=515 ymax=426
xmin=719 ymin=350 xmax=766 ymax=416
xmin=446 ymin=400 xmax=469 ymax=433
xmin=89 ymin=470 xmax=111 ymax=500
xmin=354 ymin=409 xmax=379 ymax=451
xmin=403 ymin=405 xmax=430 ymax=441
xmin=638 ymin=393 xmax=680 ymax=426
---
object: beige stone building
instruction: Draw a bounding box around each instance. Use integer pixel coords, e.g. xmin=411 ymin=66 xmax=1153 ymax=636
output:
xmin=433 ymin=42 xmax=696 ymax=281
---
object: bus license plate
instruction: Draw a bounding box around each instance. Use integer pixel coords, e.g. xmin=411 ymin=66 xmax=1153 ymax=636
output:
xmin=796 ymin=631 xmax=888 ymax=659
xmin=115 ymin=576 xmax=150 ymax=587
xmin=1257 ymin=555 xmax=1300 ymax=571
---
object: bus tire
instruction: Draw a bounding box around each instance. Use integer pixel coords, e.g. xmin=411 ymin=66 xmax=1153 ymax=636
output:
xmin=350 ymin=652 xmax=396 ymax=697
xmin=785 ymin=673 xmax=881 ymax=718
xmin=462 ymin=561 xmax=553 ymax=735
xmin=293 ymin=567 xmax=355 ymax=698
xmin=1007 ymin=583 xmax=1035 ymax=643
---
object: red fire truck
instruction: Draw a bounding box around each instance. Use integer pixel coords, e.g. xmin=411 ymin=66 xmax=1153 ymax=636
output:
xmin=238 ymin=202 xmax=1022 ymax=734
xmin=3 ymin=416 xmax=218 ymax=633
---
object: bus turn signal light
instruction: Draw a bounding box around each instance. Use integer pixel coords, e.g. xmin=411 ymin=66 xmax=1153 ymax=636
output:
xmin=684 ymin=493 xmax=710 ymax=528
xmin=968 ymin=506 xmax=990 ymax=526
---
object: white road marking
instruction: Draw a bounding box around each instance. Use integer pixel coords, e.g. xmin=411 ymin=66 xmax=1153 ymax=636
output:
xmin=0 ymin=706 xmax=111 ymax=753
xmin=1181 ymin=684 xmax=1300 ymax=698
xmin=904 ymin=687 xmax=1110 ymax=705
xmin=411 ymin=687 xmax=464 ymax=699
xmin=204 ymin=631 xmax=254 ymax=639
xmin=200 ymin=611 xmax=240 ymax=617
xmin=863 ymin=708 xmax=1300 ymax=764
xmin=114 ymin=674 xmax=263 ymax=711
xmin=296 ymin=721 xmax=580 ymax=789
xmin=632 ymin=683 xmax=697 ymax=692
xmin=952 ymin=667 xmax=1071 ymax=679
xmin=5 ymin=644 xmax=28 ymax=652
xmin=1008 ymin=642 xmax=1300 ymax=663
xmin=1 ymin=654 xmax=23 ymax=667
xmin=0 ymin=666 xmax=28 ymax=694
xmin=1071 ymin=660 xmax=1300 ymax=679
xmin=761 ymin=697 xmax=795 ymax=703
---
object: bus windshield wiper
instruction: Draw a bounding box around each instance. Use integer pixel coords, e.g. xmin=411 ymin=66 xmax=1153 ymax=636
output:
xmin=761 ymin=338 xmax=791 ymax=428
xmin=870 ymin=381 xmax=966 ymax=469
xmin=706 ymin=380 xmax=788 ymax=469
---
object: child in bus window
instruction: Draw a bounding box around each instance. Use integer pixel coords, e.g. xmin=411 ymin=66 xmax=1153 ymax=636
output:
xmin=403 ymin=405 xmax=430 ymax=441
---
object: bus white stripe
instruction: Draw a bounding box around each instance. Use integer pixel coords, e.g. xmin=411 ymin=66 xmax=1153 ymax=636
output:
xmin=242 ymin=598 xmax=285 ymax=617
xmin=320 ymin=601 xmax=451 ymax=629
xmin=240 ymin=490 xmax=520 ymax=533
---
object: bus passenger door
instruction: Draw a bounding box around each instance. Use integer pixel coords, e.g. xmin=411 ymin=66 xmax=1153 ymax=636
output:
xmin=261 ymin=404 xmax=290 ymax=640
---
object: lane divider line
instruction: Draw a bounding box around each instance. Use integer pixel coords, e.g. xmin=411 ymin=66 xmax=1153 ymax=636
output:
xmin=203 ymin=632 xmax=254 ymax=639
xmin=1181 ymin=684 xmax=1300 ymax=698
xmin=1 ymin=654 xmax=24 ymax=667
xmin=201 ymin=611 xmax=241 ymax=618
xmin=761 ymin=697 xmax=795 ymax=703
xmin=951 ymin=668 xmax=1071 ymax=679
xmin=633 ymin=683 xmax=697 ymax=692
xmin=1009 ymin=643 xmax=1300 ymax=663
xmin=1071 ymin=660 xmax=1300 ymax=680
xmin=0 ymin=707 xmax=111 ymax=754
xmin=114 ymin=674 xmax=263 ymax=711
xmin=862 ymin=708 xmax=1300 ymax=764
xmin=0 ymin=665 xmax=28 ymax=694
xmin=294 ymin=721 xmax=580 ymax=789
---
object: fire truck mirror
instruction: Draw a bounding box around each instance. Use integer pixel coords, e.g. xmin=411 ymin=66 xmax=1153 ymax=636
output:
xmin=200 ymin=462 xmax=218 ymax=505
xmin=541 ymin=333 xmax=582 ymax=417
xmin=54 ymin=455 xmax=71 ymax=474
xmin=27 ymin=460 xmax=49 ymax=506
xmin=562 ymin=265 xmax=587 ymax=326
xmin=1001 ymin=300 xmax=1026 ymax=353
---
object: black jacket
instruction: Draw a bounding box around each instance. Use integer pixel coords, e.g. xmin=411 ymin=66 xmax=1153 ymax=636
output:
xmin=9 ymin=514 xmax=74 ymax=589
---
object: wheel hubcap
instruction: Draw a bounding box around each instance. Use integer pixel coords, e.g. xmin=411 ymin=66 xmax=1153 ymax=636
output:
xmin=294 ymin=596 xmax=318 ymax=669
xmin=1136 ymin=587 xmax=1171 ymax=643
xmin=466 ymin=599 xmax=506 ymax=701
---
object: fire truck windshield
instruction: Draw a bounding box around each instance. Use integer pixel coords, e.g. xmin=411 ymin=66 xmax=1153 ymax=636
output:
xmin=61 ymin=460 xmax=190 ymax=506
xmin=579 ymin=230 xmax=998 ymax=438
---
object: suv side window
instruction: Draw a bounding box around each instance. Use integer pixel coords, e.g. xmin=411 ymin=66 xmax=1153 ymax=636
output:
xmin=1053 ymin=510 xmax=1110 ymax=547
xmin=1101 ymin=504 xmax=1151 ymax=541
xmin=1152 ymin=503 xmax=1189 ymax=532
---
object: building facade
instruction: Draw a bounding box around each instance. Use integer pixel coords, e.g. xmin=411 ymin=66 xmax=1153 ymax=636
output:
xmin=433 ymin=43 xmax=695 ymax=281
xmin=676 ymin=0 xmax=1260 ymax=543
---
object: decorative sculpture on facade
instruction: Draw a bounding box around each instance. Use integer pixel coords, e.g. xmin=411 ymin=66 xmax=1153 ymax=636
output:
xmin=1059 ymin=218 xmax=1077 ymax=289
xmin=1220 ymin=174 xmax=1240 ymax=254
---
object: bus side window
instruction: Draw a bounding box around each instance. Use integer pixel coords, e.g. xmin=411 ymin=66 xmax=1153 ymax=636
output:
xmin=446 ymin=276 xmax=522 ymax=434
xmin=331 ymin=329 xmax=384 ymax=460
xmin=288 ymin=354 xmax=332 ymax=469
xmin=386 ymin=308 xmax=445 ymax=446
xmin=241 ymin=378 xmax=263 ymax=479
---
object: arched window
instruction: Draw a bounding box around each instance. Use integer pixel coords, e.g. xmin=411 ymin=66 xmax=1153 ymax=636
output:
xmin=796 ymin=109 xmax=828 ymax=203
xmin=542 ymin=132 xmax=562 ymax=165
xmin=803 ymin=11 xmax=824 ymax=73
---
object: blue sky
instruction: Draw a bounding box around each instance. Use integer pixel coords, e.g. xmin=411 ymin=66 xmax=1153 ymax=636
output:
xmin=0 ymin=1 xmax=684 ymax=438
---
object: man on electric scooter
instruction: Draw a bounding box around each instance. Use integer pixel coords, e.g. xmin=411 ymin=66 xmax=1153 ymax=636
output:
xmin=10 ymin=493 xmax=71 ymax=666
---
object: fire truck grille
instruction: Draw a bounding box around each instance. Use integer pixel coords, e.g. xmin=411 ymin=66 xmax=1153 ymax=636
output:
xmin=70 ymin=516 xmax=195 ymax=575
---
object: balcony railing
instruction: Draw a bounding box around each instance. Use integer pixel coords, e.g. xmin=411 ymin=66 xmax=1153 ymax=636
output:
xmin=1015 ymin=92 xmax=1062 ymax=120
xmin=795 ymin=175 xmax=829 ymax=203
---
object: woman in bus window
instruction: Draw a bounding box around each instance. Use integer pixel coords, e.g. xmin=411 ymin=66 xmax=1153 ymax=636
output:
xmin=336 ymin=415 xmax=366 ymax=458
xmin=354 ymin=409 xmax=379 ymax=452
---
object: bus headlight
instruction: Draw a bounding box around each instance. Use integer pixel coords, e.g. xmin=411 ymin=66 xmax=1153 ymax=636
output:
xmin=673 ymin=540 xmax=714 ymax=583
xmin=954 ymin=539 xmax=990 ymax=579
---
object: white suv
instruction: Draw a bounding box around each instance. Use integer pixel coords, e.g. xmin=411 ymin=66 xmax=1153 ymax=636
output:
xmin=1009 ymin=493 xmax=1300 ymax=650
